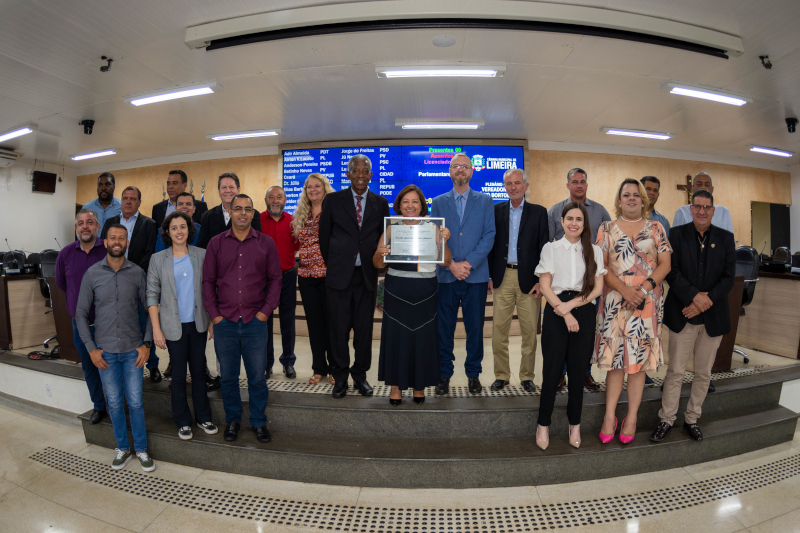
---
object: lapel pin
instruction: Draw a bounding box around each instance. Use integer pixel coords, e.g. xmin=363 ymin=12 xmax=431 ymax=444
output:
xmin=711 ymin=244 xmax=715 ymax=248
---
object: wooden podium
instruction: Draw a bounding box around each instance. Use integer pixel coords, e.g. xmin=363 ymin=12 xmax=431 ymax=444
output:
xmin=47 ymin=276 xmax=81 ymax=363
xmin=711 ymin=275 xmax=745 ymax=373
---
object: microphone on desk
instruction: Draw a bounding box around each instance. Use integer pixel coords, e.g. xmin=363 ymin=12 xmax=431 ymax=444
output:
xmin=54 ymin=238 xmax=62 ymax=250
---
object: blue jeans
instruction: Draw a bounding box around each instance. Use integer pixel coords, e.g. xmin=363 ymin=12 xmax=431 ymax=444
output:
xmin=72 ymin=319 xmax=106 ymax=412
xmin=437 ymin=280 xmax=488 ymax=379
xmin=97 ymin=349 xmax=147 ymax=453
xmin=213 ymin=318 xmax=269 ymax=427
xmin=137 ymin=303 xmax=160 ymax=370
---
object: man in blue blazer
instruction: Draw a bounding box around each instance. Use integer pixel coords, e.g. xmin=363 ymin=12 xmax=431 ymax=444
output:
xmin=430 ymin=153 xmax=496 ymax=395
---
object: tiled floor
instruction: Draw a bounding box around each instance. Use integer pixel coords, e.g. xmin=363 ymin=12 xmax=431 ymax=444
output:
xmin=1 ymin=401 xmax=800 ymax=532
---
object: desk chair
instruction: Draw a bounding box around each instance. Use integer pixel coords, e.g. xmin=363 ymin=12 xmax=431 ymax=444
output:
xmin=3 ymin=251 xmax=26 ymax=274
xmin=38 ymin=249 xmax=59 ymax=349
xmin=733 ymin=246 xmax=759 ymax=364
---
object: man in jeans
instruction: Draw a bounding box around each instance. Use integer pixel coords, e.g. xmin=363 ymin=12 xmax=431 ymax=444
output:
xmin=55 ymin=209 xmax=108 ymax=424
xmin=75 ymin=224 xmax=155 ymax=472
xmin=203 ymin=194 xmax=281 ymax=444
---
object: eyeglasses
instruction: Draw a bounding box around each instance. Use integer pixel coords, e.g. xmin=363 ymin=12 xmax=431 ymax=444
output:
xmin=451 ymin=164 xmax=472 ymax=170
xmin=231 ymin=206 xmax=254 ymax=213
xmin=691 ymin=204 xmax=715 ymax=212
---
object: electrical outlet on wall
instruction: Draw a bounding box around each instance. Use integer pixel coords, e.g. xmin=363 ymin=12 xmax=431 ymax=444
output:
xmin=45 ymin=383 xmax=52 ymax=397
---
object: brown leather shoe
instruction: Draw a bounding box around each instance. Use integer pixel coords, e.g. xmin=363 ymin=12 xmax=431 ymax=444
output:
xmin=557 ymin=375 xmax=567 ymax=392
xmin=584 ymin=374 xmax=600 ymax=391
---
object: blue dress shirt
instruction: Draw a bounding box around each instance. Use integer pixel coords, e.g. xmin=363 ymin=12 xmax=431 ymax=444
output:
xmin=83 ymin=197 xmax=122 ymax=228
xmin=119 ymin=211 xmax=139 ymax=259
xmin=649 ymin=209 xmax=671 ymax=237
xmin=507 ymin=201 xmax=524 ymax=263
xmin=173 ymin=255 xmax=195 ymax=323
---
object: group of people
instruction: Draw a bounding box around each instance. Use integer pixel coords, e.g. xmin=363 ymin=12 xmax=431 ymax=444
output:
xmin=54 ymin=152 xmax=736 ymax=471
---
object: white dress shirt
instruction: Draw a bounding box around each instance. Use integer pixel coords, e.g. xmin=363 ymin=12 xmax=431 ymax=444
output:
xmin=119 ymin=211 xmax=139 ymax=259
xmin=222 ymin=205 xmax=231 ymax=225
xmin=535 ymin=237 xmax=607 ymax=295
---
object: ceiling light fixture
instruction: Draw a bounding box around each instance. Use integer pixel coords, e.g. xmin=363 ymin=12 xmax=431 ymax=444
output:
xmin=207 ymin=129 xmax=281 ymax=141
xmin=0 ymin=126 xmax=34 ymax=143
xmin=396 ymin=119 xmax=484 ymax=130
xmin=377 ymin=66 xmax=505 ymax=78
xmin=662 ymin=82 xmax=751 ymax=106
xmin=601 ymin=127 xmax=672 ymax=140
xmin=70 ymin=149 xmax=117 ymax=161
xmin=750 ymin=145 xmax=794 ymax=158
xmin=125 ymin=82 xmax=220 ymax=106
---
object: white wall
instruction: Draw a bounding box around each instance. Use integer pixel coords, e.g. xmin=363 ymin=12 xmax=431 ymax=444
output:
xmin=792 ymin=163 xmax=800 ymax=253
xmin=0 ymin=364 xmax=92 ymax=414
xmin=0 ymin=159 xmax=77 ymax=254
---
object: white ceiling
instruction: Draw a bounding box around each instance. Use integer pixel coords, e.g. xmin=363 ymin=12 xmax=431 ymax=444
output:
xmin=1 ymin=0 xmax=800 ymax=169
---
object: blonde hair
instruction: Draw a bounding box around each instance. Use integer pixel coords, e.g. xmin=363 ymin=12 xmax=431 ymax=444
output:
xmin=614 ymin=178 xmax=651 ymax=219
xmin=291 ymin=173 xmax=334 ymax=238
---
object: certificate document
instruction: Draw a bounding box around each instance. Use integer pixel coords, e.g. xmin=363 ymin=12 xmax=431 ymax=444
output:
xmin=383 ymin=217 xmax=445 ymax=263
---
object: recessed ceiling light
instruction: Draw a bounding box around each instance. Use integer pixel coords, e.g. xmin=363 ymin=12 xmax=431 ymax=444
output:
xmin=396 ymin=119 xmax=484 ymax=130
xmin=662 ymin=82 xmax=751 ymax=106
xmin=207 ymin=129 xmax=281 ymax=140
xmin=125 ymin=82 xmax=220 ymax=106
xmin=750 ymin=145 xmax=794 ymax=158
xmin=70 ymin=149 xmax=117 ymax=161
xmin=432 ymin=36 xmax=456 ymax=47
xmin=377 ymin=66 xmax=504 ymax=78
xmin=0 ymin=126 xmax=34 ymax=143
xmin=602 ymin=127 xmax=672 ymax=140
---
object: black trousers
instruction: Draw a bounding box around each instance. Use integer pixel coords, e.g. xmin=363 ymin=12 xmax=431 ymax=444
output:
xmin=326 ymin=267 xmax=375 ymax=384
xmin=538 ymin=295 xmax=596 ymax=427
xmin=299 ymin=275 xmax=332 ymax=375
xmin=165 ymin=322 xmax=212 ymax=428
xmin=267 ymin=268 xmax=297 ymax=369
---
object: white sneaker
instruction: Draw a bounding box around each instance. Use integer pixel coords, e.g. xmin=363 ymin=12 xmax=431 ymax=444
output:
xmin=198 ymin=421 xmax=218 ymax=435
xmin=136 ymin=451 xmax=156 ymax=472
xmin=178 ymin=426 xmax=193 ymax=440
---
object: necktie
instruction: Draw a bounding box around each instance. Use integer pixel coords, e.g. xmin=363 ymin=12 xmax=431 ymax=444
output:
xmin=356 ymin=195 xmax=363 ymax=229
xmin=457 ymin=195 xmax=464 ymax=223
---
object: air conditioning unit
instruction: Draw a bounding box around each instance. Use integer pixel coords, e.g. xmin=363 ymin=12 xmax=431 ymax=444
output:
xmin=0 ymin=148 xmax=22 ymax=168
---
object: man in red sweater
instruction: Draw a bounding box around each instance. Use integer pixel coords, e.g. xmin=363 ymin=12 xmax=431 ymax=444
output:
xmin=261 ymin=186 xmax=300 ymax=379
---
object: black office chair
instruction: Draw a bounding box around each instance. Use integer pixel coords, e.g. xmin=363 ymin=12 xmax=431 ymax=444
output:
xmin=3 ymin=251 xmax=26 ymax=274
xmin=773 ymin=246 xmax=791 ymax=265
xmin=38 ymin=249 xmax=59 ymax=349
xmin=732 ymin=246 xmax=759 ymax=364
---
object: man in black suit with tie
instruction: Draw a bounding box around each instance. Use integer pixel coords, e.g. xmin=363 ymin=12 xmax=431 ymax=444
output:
xmin=319 ymin=154 xmax=390 ymax=398
xmin=100 ymin=186 xmax=162 ymax=381
xmin=487 ymin=168 xmax=549 ymax=392
xmin=151 ymin=170 xmax=208 ymax=226
xmin=197 ymin=172 xmax=262 ymax=249
xmin=650 ymin=189 xmax=735 ymax=443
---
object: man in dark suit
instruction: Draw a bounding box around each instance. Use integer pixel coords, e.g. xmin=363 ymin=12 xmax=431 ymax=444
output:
xmin=487 ymin=168 xmax=548 ymax=392
xmin=100 ymin=186 xmax=162 ymax=381
xmin=319 ymin=154 xmax=390 ymax=398
xmin=650 ymin=189 xmax=735 ymax=443
xmin=151 ymin=170 xmax=208 ymax=226
xmin=197 ymin=172 xmax=262 ymax=249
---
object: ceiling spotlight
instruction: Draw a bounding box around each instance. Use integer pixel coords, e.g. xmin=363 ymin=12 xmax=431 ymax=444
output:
xmin=70 ymin=149 xmax=117 ymax=161
xmin=207 ymin=129 xmax=281 ymax=140
xmin=750 ymin=145 xmax=793 ymax=158
xmin=396 ymin=119 xmax=484 ymax=130
xmin=0 ymin=126 xmax=34 ymax=143
xmin=432 ymin=35 xmax=456 ymax=47
xmin=602 ymin=127 xmax=672 ymax=140
xmin=125 ymin=81 xmax=220 ymax=106
xmin=377 ymin=66 xmax=504 ymax=78
xmin=662 ymin=83 xmax=751 ymax=106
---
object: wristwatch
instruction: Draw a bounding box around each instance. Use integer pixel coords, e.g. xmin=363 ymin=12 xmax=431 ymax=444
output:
xmin=143 ymin=341 xmax=152 ymax=349
xmin=645 ymin=277 xmax=656 ymax=291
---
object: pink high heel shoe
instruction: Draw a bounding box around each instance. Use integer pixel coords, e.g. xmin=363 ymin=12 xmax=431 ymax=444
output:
xmin=619 ymin=417 xmax=636 ymax=444
xmin=599 ymin=416 xmax=617 ymax=444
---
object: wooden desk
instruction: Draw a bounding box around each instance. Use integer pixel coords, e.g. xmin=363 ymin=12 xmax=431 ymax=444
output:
xmin=0 ymin=274 xmax=57 ymax=351
xmin=47 ymin=276 xmax=80 ymax=363
xmin=711 ymin=276 xmax=744 ymax=373
xmin=737 ymin=273 xmax=800 ymax=359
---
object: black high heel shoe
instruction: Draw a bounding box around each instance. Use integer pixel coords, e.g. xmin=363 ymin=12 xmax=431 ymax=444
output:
xmin=389 ymin=398 xmax=402 ymax=406
xmin=413 ymin=396 xmax=425 ymax=404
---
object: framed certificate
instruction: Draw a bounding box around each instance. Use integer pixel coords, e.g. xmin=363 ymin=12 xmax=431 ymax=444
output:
xmin=383 ymin=217 xmax=445 ymax=263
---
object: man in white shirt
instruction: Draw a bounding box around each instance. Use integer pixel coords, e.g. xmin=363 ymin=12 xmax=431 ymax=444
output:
xmin=672 ymin=172 xmax=734 ymax=236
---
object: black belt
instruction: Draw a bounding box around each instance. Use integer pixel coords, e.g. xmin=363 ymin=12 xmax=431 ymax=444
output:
xmin=506 ymin=263 xmax=519 ymax=269
xmin=559 ymin=290 xmax=580 ymax=298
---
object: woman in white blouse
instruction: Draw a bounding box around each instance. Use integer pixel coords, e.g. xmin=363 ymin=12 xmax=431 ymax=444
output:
xmin=534 ymin=202 xmax=606 ymax=450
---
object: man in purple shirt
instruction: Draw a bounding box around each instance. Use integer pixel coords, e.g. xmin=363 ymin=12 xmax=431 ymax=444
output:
xmin=203 ymin=194 xmax=281 ymax=444
xmin=54 ymin=209 xmax=108 ymax=424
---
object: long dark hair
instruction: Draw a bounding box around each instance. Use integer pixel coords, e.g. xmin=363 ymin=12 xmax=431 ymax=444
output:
xmin=561 ymin=202 xmax=596 ymax=300
xmin=161 ymin=211 xmax=195 ymax=248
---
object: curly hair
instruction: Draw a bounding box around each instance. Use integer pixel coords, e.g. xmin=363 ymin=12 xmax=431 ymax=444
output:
xmin=614 ymin=178 xmax=650 ymax=219
xmin=161 ymin=211 xmax=195 ymax=248
xmin=291 ymin=173 xmax=334 ymax=238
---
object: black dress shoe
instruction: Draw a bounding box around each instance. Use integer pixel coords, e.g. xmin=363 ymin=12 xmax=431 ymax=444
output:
xmin=206 ymin=376 xmax=220 ymax=392
xmin=89 ymin=410 xmax=107 ymax=425
xmin=332 ymin=381 xmax=348 ymax=398
xmin=683 ymin=422 xmax=704 ymax=441
xmin=389 ymin=398 xmax=402 ymax=406
xmin=224 ymin=421 xmax=240 ymax=441
xmin=265 ymin=367 xmax=273 ymax=379
xmin=490 ymin=379 xmax=508 ymax=391
xmin=163 ymin=362 xmax=172 ymax=379
xmin=283 ymin=365 xmax=296 ymax=379
xmin=468 ymin=377 xmax=482 ymax=394
xmin=557 ymin=375 xmax=567 ymax=392
xmin=253 ymin=426 xmax=272 ymax=443
xmin=584 ymin=374 xmax=600 ymax=391
xmin=354 ymin=380 xmax=374 ymax=396
xmin=149 ymin=368 xmax=163 ymax=383
xmin=435 ymin=378 xmax=450 ymax=396
xmin=520 ymin=380 xmax=537 ymax=393
xmin=708 ymin=381 xmax=715 ymax=393
xmin=650 ymin=422 xmax=672 ymax=442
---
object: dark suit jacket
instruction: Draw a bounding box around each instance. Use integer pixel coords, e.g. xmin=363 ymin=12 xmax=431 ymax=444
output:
xmin=100 ymin=213 xmax=158 ymax=273
xmin=196 ymin=204 xmax=262 ymax=249
xmin=664 ymin=223 xmax=736 ymax=337
xmin=488 ymin=200 xmax=549 ymax=293
xmin=151 ymin=198 xmax=208 ymax=228
xmin=319 ymin=188 xmax=390 ymax=291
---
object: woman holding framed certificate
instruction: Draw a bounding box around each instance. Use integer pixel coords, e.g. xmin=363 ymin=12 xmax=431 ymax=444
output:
xmin=373 ymin=185 xmax=452 ymax=405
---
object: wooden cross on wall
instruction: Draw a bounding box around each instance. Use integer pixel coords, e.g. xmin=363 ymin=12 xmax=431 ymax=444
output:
xmin=677 ymin=174 xmax=692 ymax=204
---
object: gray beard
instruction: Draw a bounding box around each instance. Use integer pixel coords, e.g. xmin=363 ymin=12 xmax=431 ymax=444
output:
xmin=452 ymin=177 xmax=469 ymax=187
xmin=267 ymin=205 xmax=284 ymax=217
xmin=78 ymin=233 xmax=95 ymax=243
